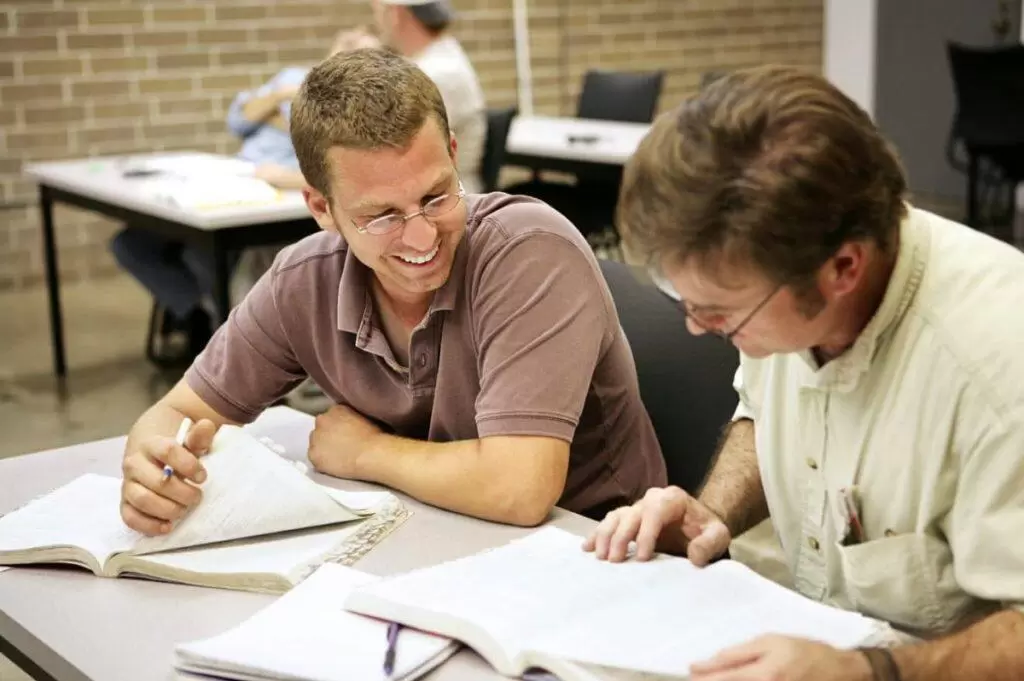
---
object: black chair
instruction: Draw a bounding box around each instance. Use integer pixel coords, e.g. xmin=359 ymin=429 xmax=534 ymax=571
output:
xmin=480 ymin=106 xmax=517 ymax=192
xmin=505 ymin=70 xmax=665 ymax=240
xmin=598 ymin=259 xmax=740 ymax=494
xmin=947 ymin=42 xmax=1024 ymax=232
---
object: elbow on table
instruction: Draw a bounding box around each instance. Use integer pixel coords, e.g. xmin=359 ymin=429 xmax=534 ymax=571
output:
xmin=487 ymin=480 xmax=562 ymax=527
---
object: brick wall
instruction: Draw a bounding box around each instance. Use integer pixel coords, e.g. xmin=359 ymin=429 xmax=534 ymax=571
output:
xmin=0 ymin=0 xmax=823 ymax=291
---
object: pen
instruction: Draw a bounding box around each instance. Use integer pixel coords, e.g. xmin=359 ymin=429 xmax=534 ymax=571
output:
xmin=383 ymin=621 xmax=401 ymax=677
xmin=163 ymin=417 xmax=193 ymax=482
xmin=840 ymin=487 xmax=865 ymax=544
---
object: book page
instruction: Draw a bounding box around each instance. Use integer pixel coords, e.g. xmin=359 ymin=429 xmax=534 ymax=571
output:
xmin=0 ymin=474 xmax=139 ymax=570
xmin=175 ymin=564 xmax=459 ymax=681
xmin=348 ymin=527 xmax=879 ymax=678
xmin=130 ymin=426 xmax=362 ymax=556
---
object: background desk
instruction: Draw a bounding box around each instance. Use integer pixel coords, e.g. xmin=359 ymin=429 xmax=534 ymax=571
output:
xmin=24 ymin=154 xmax=319 ymax=384
xmin=0 ymin=406 xmax=594 ymax=681
xmin=504 ymin=115 xmax=651 ymax=175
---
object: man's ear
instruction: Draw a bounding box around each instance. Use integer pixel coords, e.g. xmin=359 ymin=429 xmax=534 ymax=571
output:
xmin=302 ymin=187 xmax=339 ymax=233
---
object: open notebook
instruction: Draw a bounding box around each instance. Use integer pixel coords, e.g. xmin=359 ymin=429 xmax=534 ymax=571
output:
xmin=0 ymin=426 xmax=409 ymax=593
xmin=175 ymin=564 xmax=460 ymax=681
xmin=345 ymin=527 xmax=888 ymax=680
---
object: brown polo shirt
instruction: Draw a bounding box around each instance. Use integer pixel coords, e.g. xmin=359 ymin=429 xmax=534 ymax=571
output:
xmin=185 ymin=193 xmax=666 ymax=519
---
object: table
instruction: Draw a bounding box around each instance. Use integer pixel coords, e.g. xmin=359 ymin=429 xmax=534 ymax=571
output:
xmin=504 ymin=115 xmax=651 ymax=174
xmin=0 ymin=406 xmax=595 ymax=681
xmin=24 ymin=153 xmax=320 ymax=385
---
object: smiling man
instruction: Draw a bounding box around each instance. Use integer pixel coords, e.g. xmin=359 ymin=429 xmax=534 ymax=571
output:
xmin=584 ymin=66 xmax=1024 ymax=680
xmin=117 ymin=49 xmax=666 ymax=534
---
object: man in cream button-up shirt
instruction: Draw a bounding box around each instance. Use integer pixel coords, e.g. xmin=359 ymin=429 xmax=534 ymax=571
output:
xmin=584 ymin=65 xmax=1024 ymax=681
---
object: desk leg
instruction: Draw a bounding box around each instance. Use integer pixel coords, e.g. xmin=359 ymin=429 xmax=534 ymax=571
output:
xmin=39 ymin=186 xmax=67 ymax=389
xmin=211 ymin=237 xmax=231 ymax=325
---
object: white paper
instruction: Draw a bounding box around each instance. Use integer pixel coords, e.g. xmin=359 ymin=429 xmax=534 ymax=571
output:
xmin=176 ymin=564 xmax=458 ymax=681
xmin=350 ymin=527 xmax=879 ymax=677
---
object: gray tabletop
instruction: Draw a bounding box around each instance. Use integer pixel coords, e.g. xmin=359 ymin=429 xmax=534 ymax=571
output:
xmin=0 ymin=407 xmax=595 ymax=681
xmin=24 ymin=152 xmax=312 ymax=231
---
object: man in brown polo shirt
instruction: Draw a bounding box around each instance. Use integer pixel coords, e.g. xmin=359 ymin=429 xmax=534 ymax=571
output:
xmin=117 ymin=48 xmax=666 ymax=535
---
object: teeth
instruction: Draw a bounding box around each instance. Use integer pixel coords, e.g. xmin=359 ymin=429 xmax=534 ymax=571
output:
xmin=398 ymin=245 xmax=439 ymax=265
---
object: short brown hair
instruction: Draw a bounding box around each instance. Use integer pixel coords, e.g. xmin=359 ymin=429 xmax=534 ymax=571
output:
xmin=618 ymin=65 xmax=907 ymax=289
xmin=291 ymin=48 xmax=451 ymax=198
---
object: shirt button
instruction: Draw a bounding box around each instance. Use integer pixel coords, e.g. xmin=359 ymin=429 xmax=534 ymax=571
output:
xmin=808 ymin=536 xmax=820 ymax=551
xmin=805 ymin=457 xmax=818 ymax=470
xmin=417 ymin=353 xmax=428 ymax=368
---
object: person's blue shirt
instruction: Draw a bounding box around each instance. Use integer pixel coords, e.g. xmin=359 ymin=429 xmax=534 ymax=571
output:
xmin=225 ymin=66 xmax=309 ymax=169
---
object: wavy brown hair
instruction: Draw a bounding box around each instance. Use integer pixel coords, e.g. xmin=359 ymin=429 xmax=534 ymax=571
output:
xmin=618 ymin=65 xmax=907 ymax=296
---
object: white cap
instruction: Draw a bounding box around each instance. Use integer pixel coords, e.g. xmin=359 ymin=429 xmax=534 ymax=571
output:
xmin=380 ymin=0 xmax=455 ymax=28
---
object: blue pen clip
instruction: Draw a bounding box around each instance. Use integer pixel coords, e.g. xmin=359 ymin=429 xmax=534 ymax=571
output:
xmin=383 ymin=621 xmax=401 ymax=677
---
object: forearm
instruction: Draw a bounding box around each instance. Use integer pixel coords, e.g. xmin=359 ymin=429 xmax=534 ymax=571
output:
xmin=240 ymin=92 xmax=286 ymax=124
xmin=889 ymin=609 xmax=1024 ymax=681
xmin=264 ymin=169 xmax=307 ymax=190
xmin=314 ymin=434 xmax=565 ymax=526
xmin=696 ymin=418 xmax=768 ymax=537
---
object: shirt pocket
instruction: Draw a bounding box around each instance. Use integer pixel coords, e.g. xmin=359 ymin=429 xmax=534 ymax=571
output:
xmin=834 ymin=532 xmax=976 ymax=634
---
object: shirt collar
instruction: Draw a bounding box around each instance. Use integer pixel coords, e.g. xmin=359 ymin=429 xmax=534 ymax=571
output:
xmin=799 ymin=206 xmax=929 ymax=391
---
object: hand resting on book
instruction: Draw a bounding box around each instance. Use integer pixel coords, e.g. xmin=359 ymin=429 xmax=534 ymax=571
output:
xmin=582 ymin=486 xmax=731 ymax=566
xmin=121 ymin=418 xmax=219 ymax=536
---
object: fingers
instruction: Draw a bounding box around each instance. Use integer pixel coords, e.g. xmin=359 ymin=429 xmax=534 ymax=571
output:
xmin=689 ymin=639 xmax=769 ymax=677
xmin=606 ymin=509 xmax=642 ymax=562
xmin=120 ymin=500 xmax=171 ymax=536
xmin=122 ymin=479 xmax=187 ymax=522
xmin=585 ymin=510 xmax=623 ymax=559
xmin=184 ymin=419 xmax=217 ymax=458
xmin=149 ymin=435 xmax=206 ymax=483
xmin=687 ymin=519 xmax=731 ymax=567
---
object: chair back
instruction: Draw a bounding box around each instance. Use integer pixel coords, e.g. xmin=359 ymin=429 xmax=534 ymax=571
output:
xmin=576 ymin=70 xmax=664 ymax=123
xmin=948 ymin=42 xmax=1024 ymax=148
xmin=599 ymin=260 xmax=740 ymax=493
xmin=480 ymin=106 xmax=517 ymax=192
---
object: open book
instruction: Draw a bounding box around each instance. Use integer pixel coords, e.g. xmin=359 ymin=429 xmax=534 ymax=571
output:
xmin=0 ymin=426 xmax=409 ymax=593
xmin=175 ymin=564 xmax=460 ymax=681
xmin=345 ymin=527 xmax=887 ymax=680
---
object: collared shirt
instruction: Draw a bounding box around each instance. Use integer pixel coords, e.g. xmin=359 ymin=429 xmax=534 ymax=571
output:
xmin=412 ymin=36 xmax=487 ymax=194
xmin=734 ymin=206 xmax=1024 ymax=636
xmin=226 ymin=66 xmax=308 ymax=169
xmin=185 ymin=193 xmax=666 ymax=519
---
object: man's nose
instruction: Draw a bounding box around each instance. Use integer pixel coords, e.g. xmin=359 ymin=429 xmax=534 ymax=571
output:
xmin=401 ymin=213 xmax=438 ymax=251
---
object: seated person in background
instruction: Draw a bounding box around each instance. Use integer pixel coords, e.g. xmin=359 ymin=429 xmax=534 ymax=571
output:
xmin=369 ymin=0 xmax=487 ymax=193
xmin=585 ymin=66 xmax=1024 ymax=680
xmin=109 ymin=29 xmax=376 ymax=361
xmin=118 ymin=49 xmax=667 ymax=534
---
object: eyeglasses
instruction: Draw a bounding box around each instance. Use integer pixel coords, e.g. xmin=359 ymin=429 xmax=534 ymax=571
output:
xmin=351 ymin=181 xmax=466 ymax=235
xmin=649 ymin=267 xmax=782 ymax=340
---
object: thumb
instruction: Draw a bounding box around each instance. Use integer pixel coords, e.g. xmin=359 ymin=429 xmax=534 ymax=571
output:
xmin=686 ymin=520 xmax=730 ymax=567
xmin=185 ymin=419 xmax=218 ymax=456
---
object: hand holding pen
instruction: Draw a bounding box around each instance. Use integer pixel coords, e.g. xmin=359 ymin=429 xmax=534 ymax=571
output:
xmin=119 ymin=415 xmax=217 ymax=537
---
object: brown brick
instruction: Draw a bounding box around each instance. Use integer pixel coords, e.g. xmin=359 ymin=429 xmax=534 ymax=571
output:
xmin=17 ymin=9 xmax=79 ymax=30
xmin=218 ymin=49 xmax=269 ymax=67
xmin=276 ymin=46 xmax=325 ymax=63
xmin=269 ymin=2 xmax=331 ymax=20
xmin=196 ymin=28 xmax=250 ymax=45
xmin=21 ymin=104 xmax=86 ymax=125
xmin=85 ymin=8 xmax=145 ymax=27
xmin=215 ymin=5 xmax=269 ymax=22
xmin=0 ymin=35 xmax=60 ymax=53
xmin=66 ymin=32 xmax=127 ymax=51
xmin=90 ymin=55 xmax=149 ymax=75
xmin=158 ymin=97 xmax=218 ymax=117
xmin=0 ymin=158 xmax=22 ymax=176
xmin=132 ymin=30 xmax=190 ymax=48
xmin=256 ymin=26 xmax=311 ymax=43
xmin=200 ymin=73 xmax=254 ymax=92
xmin=0 ymin=61 xmax=12 ymax=79
xmin=0 ymin=108 xmax=15 ymax=127
xmin=156 ymin=52 xmax=212 ymax=70
xmin=1 ymin=83 xmax=63 ymax=103
xmin=70 ymin=79 xmax=132 ymax=98
xmin=75 ymin=126 xmax=135 ymax=146
xmin=138 ymin=77 xmax=193 ymax=95
xmin=22 ymin=57 xmax=85 ymax=78
xmin=0 ymin=12 xmax=7 ymax=32
xmin=8 ymin=130 xmax=70 ymax=152
xmin=91 ymin=101 xmax=148 ymax=121
xmin=152 ymin=6 xmax=208 ymax=24
xmin=86 ymin=139 xmax=145 ymax=157
xmin=141 ymin=121 xmax=200 ymax=139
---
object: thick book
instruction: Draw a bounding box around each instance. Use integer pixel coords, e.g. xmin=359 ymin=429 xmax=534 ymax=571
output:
xmin=175 ymin=563 xmax=460 ymax=681
xmin=0 ymin=426 xmax=409 ymax=593
xmin=344 ymin=527 xmax=888 ymax=680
